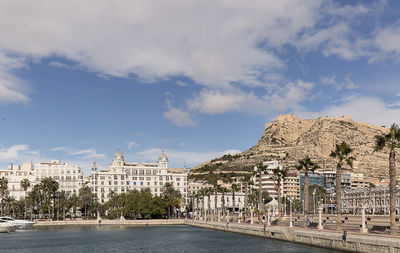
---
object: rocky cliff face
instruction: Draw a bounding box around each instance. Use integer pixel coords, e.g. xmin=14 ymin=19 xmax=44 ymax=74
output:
xmin=193 ymin=114 xmax=392 ymax=179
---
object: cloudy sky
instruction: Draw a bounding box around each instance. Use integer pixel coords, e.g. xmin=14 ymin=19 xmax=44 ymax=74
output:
xmin=0 ymin=0 xmax=399 ymax=174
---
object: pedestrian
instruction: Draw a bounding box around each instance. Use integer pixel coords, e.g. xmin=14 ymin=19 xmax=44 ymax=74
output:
xmin=306 ymin=216 xmax=310 ymax=227
xmin=262 ymin=215 xmax=266 ymax=231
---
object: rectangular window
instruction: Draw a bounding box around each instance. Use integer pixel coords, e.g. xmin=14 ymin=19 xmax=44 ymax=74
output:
xmin=146 ymin=177 xmax=151 ymax=181
xmin=147 ymin=182 xmax=150 ymax=186
xmin=134 ymin=182 xmax=136 ymax=185
xmin=139 ymin=177 xmax=144 ymax=180
xmin=140 ymin=182 xmax=143 ymax=186
xmin=127 ymin=181 xmax=130 ymax=185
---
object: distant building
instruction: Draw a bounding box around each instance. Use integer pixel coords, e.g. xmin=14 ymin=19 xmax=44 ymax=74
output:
xmin=342 ymin=186 xmax=400 ymax=215
xmin=0 ymin=160 xmax=84 ymax=200
xmin=89 ymin=149 xmax=188 ymax=206
xmin=350 ymin=173 xmax=371 ymax=190
xmin=283 ymin=171 xmax=300 ymax=200
xmin=299 ymin=172 xmax=324 ymax=201
xmin=253 ymin=161 xmax=283 ymax=198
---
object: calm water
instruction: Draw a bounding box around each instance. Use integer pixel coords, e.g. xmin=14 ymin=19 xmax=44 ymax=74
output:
xmin=0 ymin=225 xmax=339 ymax=253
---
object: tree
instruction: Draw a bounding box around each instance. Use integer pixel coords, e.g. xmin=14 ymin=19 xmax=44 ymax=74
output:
xmin=240 ymin=174 xmax=252 ymax=222
xmin=374 ymin=123 xmax=400 ymax=235
xmin=254 ymin=162 xmax=267 ymax=221
xmin=78 ymin=186 xmax=96 ymax=219
xmin=162 ymin=182 xmax=182 ymax=218
xmin=296 ymin=156 xmax=318 ymax=228
xmin=20 ymin=178 xmax=30 ymax=219
xmin=231 ymin=182 xmax=240 ymax=222
xmin=330 ymin=141 xmax=354 ymax=231
xmin=272 ymin=166 xmax=287 ymax=226
xmin=0 ymin=177 xmax=8 ymax=215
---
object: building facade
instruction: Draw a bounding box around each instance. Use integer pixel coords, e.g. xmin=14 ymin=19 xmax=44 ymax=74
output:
xmin=253 ymin=161 xmax=283 ymax=198
xmin=342 ymin=186 xmax=400 ymax=215
xmin=0 ymin=160 xmax=84 ymax=200
xmin=89 ymin=149 xmax=188 ymax=206
xmin=283 ymin=171 xmax=300 ymax=200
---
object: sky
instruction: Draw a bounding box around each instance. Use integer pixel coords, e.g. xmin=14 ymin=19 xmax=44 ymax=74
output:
xmin=0 ymin=0 xmax=400 ymax=174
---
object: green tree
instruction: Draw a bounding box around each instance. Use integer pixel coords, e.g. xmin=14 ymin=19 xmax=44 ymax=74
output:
xmin=78 ymin=186 xmax=96 ymax=219
xmin=20 ymin=178 xmax=30 ymax=219
xmin=162 ymin=182 xmax=182 ymax=218
xmin=0 ymin=177 xmax=8 ymax=215
xmin=374 ymin=123 xmax=400 ymax=235
xmin=254 ymin=163 xmax=267 ymax=221
xmin=296 ymin=156 xmax=318 ymax=227
xmin=231 ymin=182 xmax=240 ymax=222
xmin=272 ymin=166 xmax=287 ymax=226
xmin=330 ymin=141 xmax=354 ymax=231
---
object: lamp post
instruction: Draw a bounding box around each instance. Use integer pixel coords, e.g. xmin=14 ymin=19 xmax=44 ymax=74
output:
xmin=289 ymin=198 xmax=293 ymax=227
xmin=313 ymin=189 xmax=316 ymax=215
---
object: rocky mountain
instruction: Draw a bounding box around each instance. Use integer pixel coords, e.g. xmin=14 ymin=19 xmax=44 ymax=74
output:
xmin=192 ymin=114 xmax=392 ymax=180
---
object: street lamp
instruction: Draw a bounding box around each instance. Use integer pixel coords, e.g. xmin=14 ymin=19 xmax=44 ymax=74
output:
xmin=313 ymin=189 xmax=316 ymax=215
xmin=289 ymin=197 xmax=293 ymax=227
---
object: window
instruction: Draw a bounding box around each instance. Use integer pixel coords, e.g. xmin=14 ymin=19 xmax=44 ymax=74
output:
xmin=176 ymin=178 xmax=180 ymax=181
xmin=139 ymin=177 xmax=144 ymax=180
xmin=121 ymin=175 xmax=124 ymax=180
xmin=159 ymin=176 xmax=163 ymax=180
xmin=127 ymin=181 xmax=130 ymax=185
xmin=109 ymin=181 xmax=112 ymax=185
xmin=177 ymin=182 xmax=180 ymax=186
xmin=134 ymin=182 xmax=136 ymax=185
xmin=114 ymin=175 xmax=117 ymax=180
xmin=140 ymin=182 xmax=143 ymax=186
xmin=146 ymin=177 xmax=151 ymax=181
xmin=133 ymin=177 xmax=137 ymax=180
xmin=114 ymin=181 xmax=118 ymax=185
xmin=139 ymin=170 xmax=144 ymax=175
xmin=147 ymin=182 xmax=150 ymax=186
xmin=101 ymin=181 xmax=104 ymax=185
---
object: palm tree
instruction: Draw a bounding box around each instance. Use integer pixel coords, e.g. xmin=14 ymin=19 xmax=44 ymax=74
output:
xmin=254 ymin=162 xmax=267 ymax=221
xmin=219 ymin=187 xmax=229 ymax=220
xmin=296 ymin=156 xmax=318 ymax=227
xmin=272 ymin=166 xmax=287 ymax=226
xmin=0 ymin=177 xmax=9 ymax=215
xmin=330 ymin=141 xmax=355 ymax=231
xmin=206 ymin=187 xmax=212 ymax=221
xmin=231 ymin=182 xmax=240 ymax=222
xmin=240 ymin=174 xmax=253 ymax=223
xmin=20 ymin=179 xmax=30 ymax=219
xmin=374 ymin=123 xmax=400 ymax=235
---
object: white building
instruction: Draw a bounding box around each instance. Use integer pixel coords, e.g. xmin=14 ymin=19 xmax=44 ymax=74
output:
xmin=253 ymin=161 xmax=283 ymax=198
xmin=0 ymin=160 xmax=84 ymax=200
xmin=0 ymin=163 xmax=35 ymax=200
xmin=35 ymin=160 xmax=84 ymax=195
xmin=90 ymin=149 xmax=188 ymax=206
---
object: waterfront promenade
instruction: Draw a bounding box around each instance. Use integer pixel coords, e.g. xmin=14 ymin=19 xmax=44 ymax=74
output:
xmin=187 ymin=220 xmax=400 ymax=253
xmin=31 ymin=217 xmax=400 ymax=252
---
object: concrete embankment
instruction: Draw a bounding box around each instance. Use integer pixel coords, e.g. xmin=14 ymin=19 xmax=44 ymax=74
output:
xmin=187 ymin=221 xmax=400 ymax=253
xmin=34 ymin=219 xmax=186 ymax=226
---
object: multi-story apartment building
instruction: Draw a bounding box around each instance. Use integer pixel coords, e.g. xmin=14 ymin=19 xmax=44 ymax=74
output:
xmin=350 ymin=173 xmax=371 ymax=190
xmin=35 ymin=160 xmax=84 ymax=195
xmin=0 ymin=163 xmax=35 ymax=200
xmin=253 ymin=161 xmax=283 ymax=198
xmin=283 ymin=171 xmax=300 ymax=200
xmin=90 ymin=149 xmax=188 ymax=206
xmin=0 ymin=160 xmax=84 ymax=200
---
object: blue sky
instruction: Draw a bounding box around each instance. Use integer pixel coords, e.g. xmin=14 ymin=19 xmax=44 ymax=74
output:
xmin=0 ymin=1 xmax=400 ymax=174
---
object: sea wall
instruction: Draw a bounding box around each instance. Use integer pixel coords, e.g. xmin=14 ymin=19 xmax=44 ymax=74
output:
xmin=187 ymin=221 xmax=400 ymax=253
xmin=34 ymin=219 xmax=186 ymax=226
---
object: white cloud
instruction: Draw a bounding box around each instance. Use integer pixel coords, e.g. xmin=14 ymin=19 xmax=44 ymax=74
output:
xmin=320 ymin=75 xmax=357 ymax=90
xmin=0 ymin=144 xmax=30 ymax=161
xmin=163 ymin=99 xmax=197 ymax=127
xmin=0 ymin=52 xmax=29 ymax=104
xmin=50 ymin=146 xmax=66 ymax=151
xmin=126 ymin=141 xmax=138 ymax=149
xmin=375 ymin=24 xmax=400 ymax=55
xmin=187 ymin=79 xmax=314 ymax=115
xmin=297 ymin=96 xmax=400 ymax=127
xmin=69 ymin=148 xmax=105 ymax=159
xmin=131 ymin=148 xmax=241 ymax=167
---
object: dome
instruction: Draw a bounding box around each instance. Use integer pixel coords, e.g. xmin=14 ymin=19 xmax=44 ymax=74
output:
xmin=158 ymin=150 xmax=168 ymax=162
xmin=113 ymin=148 xmax=124 ymax=160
